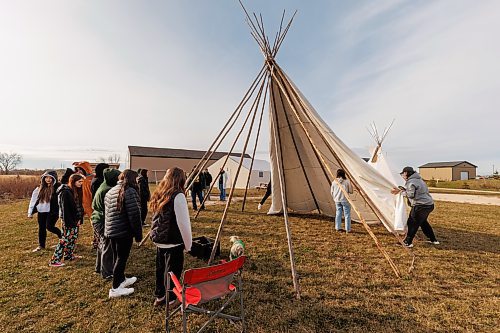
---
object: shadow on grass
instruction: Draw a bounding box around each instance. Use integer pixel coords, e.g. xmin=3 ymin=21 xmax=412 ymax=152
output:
xmin=428 ymin=226 xmax=500 ymax=254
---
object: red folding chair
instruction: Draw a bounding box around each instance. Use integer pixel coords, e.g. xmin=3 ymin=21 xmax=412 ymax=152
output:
xmin=166 ymin=256 xmax=246 ymax=333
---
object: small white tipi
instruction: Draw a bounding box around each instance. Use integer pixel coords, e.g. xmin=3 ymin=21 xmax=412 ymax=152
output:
xmin=367 ymin=121 xmax=407 ymax=232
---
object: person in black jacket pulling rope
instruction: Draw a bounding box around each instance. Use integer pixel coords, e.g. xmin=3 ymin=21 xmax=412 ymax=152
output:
xmin=149 ymin=167 xmax=192 ymax=307
xmin=28 ymin=170 xmax=62 ymax=252
xmin=104 ymin=169 xmax=143 ymax=298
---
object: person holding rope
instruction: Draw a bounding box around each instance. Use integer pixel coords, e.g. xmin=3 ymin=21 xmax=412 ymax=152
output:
xmin=149 ymin=167 xmax=192 ymax=308
xmin=391 ymin=166 xmax=439 ymax=248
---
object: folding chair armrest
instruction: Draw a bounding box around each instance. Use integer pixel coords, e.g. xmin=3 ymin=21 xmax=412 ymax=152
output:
xmin=168 ymin=271 xmax=183 ymax=291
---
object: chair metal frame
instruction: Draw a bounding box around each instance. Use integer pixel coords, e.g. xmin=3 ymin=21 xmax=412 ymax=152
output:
xmin=165 ymin=256 xmax=246 ymax=333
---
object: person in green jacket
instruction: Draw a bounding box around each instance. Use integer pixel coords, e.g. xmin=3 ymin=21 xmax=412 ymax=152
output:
xmin=91 ymin=168 xmax=121 ymax=279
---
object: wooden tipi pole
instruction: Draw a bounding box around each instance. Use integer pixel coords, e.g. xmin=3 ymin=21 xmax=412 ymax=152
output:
xmin=208 ymin=74 xmax=269 ymax=264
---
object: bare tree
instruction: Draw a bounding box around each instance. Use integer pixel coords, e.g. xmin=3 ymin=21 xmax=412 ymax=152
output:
xmin=0 ymin=152 xmax=22 ymax=175
xmin=97 ymin=154 xmax=121 ymax=164
xmin=108 ymin=154 xmax=121 ymax=163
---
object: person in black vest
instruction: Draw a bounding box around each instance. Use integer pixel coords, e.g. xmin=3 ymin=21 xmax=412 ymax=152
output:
xmin=137 ymin=168 xmax=151 ymax=226
xmin=28 ymin=170 xmax=62 ymax=252
xmin=104 ymin=169 xmax=143 ymax=298
xmin=149 ymin=167 xmax=192 ymax=307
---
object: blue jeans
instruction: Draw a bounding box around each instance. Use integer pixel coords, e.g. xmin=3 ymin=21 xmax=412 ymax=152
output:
xmin=219 ymin=186 xmax=226 ymax=201
xmin=335 ymin=202 xmax=351 ymax=231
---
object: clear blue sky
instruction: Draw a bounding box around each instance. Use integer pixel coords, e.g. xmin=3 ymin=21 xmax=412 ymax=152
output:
xmin=1 ymin=0 xmax=499 ymax=175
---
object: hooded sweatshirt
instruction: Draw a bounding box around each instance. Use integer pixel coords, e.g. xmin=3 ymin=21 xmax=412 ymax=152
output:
xmin=57 ymin=184 xmax=83 ymax=228
xmin=28 ymin=170 xmax=60 ymax=217
xmin=73 ymin=161 xmax=94 ymax=217
xmin=91 ymin=168 xmax=121 ymax=235
xmin=404 ymin=172 xmax=434 ymax=206
xmin=330 ymin=178 xmax=353 ymax=203
xmin=91 ymin=163 xmax=109 ymax=198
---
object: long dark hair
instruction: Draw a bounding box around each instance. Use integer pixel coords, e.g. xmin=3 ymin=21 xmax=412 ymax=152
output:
xmin=68 ymin=174 xmax=84 ymax=206
xmin=336 ymin=169 xmax=346 ymax=180
xmin=149 ymin=167 xmax=186 ymax=214
xmin=38 ymin=175 xmax=54 ymax=203
xmin=117 ymin=169 xmax=139 ymax=212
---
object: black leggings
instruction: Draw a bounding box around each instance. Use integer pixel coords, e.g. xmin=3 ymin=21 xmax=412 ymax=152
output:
xmin=155 ymin=245 xmax=184 ymax=300
xmin=140 ymin=202 xmax=148 ymax=224
xmin=110 ymin=237 xmax=133 ymax=289
xmin=37 ymin=212 xmax=62 ymax=248
xmin=405 ymin=204 xmax=437 ymax=244
xmin=260 ymin=185 xmax=272 ymax=205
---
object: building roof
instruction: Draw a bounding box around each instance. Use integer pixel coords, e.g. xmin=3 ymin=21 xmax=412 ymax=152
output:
xmin=419 ymin=161 xmax=477 ymax=168
xmin=229 ymin=156 xmax=271 ymax=171
xmin=128 ymin=145 xmax=250 ymax=160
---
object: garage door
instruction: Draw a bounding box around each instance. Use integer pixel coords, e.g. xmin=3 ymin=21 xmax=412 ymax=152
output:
xmin=460 ymin=171 xmax=469 ymax=180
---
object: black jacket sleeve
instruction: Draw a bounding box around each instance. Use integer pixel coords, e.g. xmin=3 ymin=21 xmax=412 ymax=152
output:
xmin=125 ymin=188 xmax=143 ymax=242
xmin=61 ymin=190 xmax=77 ymax=228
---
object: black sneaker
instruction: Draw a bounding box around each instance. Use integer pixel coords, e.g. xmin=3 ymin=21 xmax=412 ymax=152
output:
xmin=403 ymin=241 xmax=414 ymax=248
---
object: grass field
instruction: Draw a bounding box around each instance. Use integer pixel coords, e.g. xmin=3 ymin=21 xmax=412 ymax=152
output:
xmin=0 ymin=197 xmax=498 ymax=332
xmin=428 ymin=179 xmax=500 ymax=191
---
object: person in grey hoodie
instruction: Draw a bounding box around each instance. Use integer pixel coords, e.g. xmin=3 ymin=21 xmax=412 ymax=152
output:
xmin=28 ymin=170 xmax=62 ymax=252
xmin=391 ymin=166 xmax=439 ymax=247
xmin=91 ymin=168 xmax=121 ymax=279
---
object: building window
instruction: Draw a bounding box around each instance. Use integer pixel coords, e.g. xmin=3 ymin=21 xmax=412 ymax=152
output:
xmin=259 ymin=171 xmax=263 ymax=177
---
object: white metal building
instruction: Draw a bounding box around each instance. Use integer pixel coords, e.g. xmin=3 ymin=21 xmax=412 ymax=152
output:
xmin=208 ymin=156 xmax=271 ymax=189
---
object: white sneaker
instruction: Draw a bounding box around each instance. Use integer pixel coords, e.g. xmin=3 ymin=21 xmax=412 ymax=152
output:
xmin=427 ymin=240 xmax=440 ymax=245
xmin=258 ymin=204 xmax=262 ymax=210
xmin=109 ymin=287 xmax=134 ymax=298
xmin=119 ymin=276 xmax=137 ymax=289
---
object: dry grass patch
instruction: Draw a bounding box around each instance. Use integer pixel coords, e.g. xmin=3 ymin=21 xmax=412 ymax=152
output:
xmin=0 ymin=175 xmax=39 ymax=202
xmin=0 ymin=198 xmax=498 ymax=332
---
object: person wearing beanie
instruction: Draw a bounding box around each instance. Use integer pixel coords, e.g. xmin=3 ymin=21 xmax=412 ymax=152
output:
xmin=27 ymin=170 xmax=62 ymax=252
xmin=391 ymin=166 xmax=439 ymax=247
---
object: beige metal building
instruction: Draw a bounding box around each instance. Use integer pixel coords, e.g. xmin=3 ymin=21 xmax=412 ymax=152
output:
xmin=419 ymin=161 xmax=477 ymax=181
xmin=128 ymin=146 xmax=250 ymax=183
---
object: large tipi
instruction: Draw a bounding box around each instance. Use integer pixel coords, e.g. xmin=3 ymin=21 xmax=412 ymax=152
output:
xmin=186 ymin=3 xmax=410 ymax=297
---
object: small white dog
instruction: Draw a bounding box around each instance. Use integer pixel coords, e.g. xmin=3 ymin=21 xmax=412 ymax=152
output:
xmin=229 ymin=236 xmax=245 ymax=260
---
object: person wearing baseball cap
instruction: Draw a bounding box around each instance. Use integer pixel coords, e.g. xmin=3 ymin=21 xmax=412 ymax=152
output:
xmin=391 ymin=166 xmax=439 ymax=247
